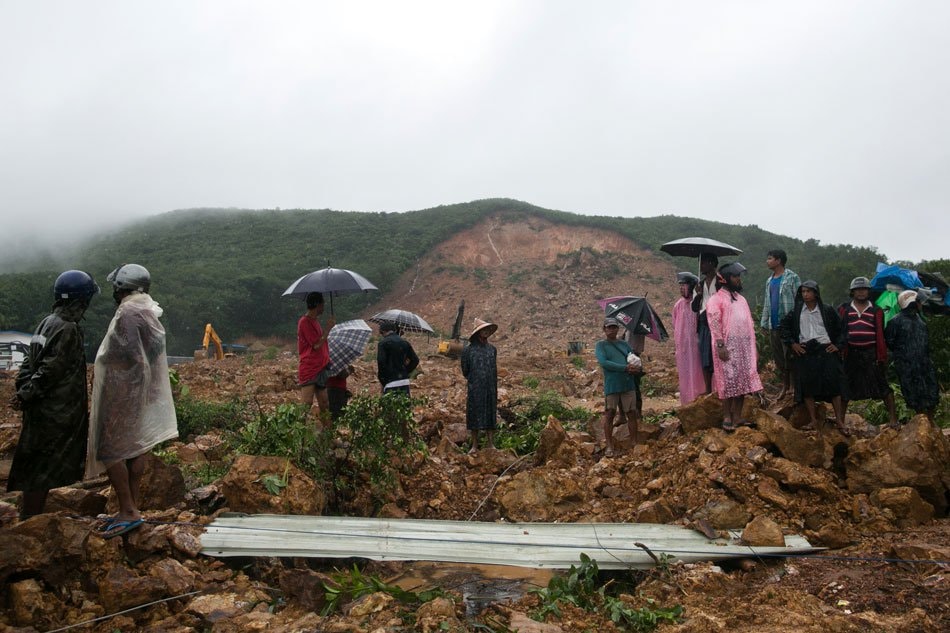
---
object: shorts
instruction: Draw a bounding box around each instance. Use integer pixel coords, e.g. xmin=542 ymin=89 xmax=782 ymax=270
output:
xmin=605 ymin=391 xmax=637 ymax=413
xmin=299 ymin=367 xmax=330 ymax=389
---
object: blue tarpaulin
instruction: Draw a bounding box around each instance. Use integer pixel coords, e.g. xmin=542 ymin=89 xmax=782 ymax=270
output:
xmin=869 ymin=262 xmax=922 ymax=291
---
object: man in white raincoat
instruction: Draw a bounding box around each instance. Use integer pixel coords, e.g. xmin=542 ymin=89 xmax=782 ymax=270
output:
xmin=87 ymin=264 xmax=178 ymax=538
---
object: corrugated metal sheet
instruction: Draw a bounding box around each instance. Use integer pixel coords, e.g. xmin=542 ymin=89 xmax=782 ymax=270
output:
xmin=201 ymin=515 xmax=820 ymax=570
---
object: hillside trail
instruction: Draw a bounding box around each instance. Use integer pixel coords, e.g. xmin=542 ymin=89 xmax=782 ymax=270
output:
xmin=0 ymin=215 xmax=946 ymax=631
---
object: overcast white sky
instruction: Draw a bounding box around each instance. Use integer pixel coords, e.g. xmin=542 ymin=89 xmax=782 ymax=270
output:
xmin=2 ymin=1 xmax=948 ymax=263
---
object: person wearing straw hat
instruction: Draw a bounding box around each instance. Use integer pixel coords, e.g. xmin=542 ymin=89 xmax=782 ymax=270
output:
xmin=838 ymin=277 xmax=898 ymax=427
xmin=885 ymin=290 xmax=939 ymax=422
xmin=461 ymin=318 xmax=498 ymax=453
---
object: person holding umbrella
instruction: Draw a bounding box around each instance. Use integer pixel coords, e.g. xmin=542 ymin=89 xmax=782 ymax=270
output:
xmin=705 ymin=262 xmax=763 ymax=431
xmin=376 ymin=321 xmax=420 ymax=396
xmin=461 ymin=319 xmax=498 ymax=454
xmin=691 ymin=253 xmax=720 ymax=394
xmin=298 ymin=292 xmax=336 ymax=424
xmin=596 ymin=317 xmax=643 ymax=456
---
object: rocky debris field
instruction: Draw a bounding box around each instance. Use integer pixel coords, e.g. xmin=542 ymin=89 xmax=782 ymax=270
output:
xmin=1 ymin=216 xmax=948 ymax=632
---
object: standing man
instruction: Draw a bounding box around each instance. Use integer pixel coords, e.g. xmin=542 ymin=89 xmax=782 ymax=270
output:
xmin=838 ymin=277 xmax=898 ymax=427
xmin=461 ymin=319 xmax=498 ymax=453
xmin=760 ymin=249 xmax=801 ymax=399
xmin=780 ymin=281 xmax=847 ymax=433
xmin=886 ymin=290 xmax=940 ymax=422
xmin=8 ymin=271 xmax=99 ymax=519
xmin=298 ymin=292 xmax=335 ymax=424
xmin=705 ymin=262 xmax=763 ymax=431
xmin=376 ymin=321 xmax=420 ymax=396
xmin=672 ymin=272 xmax=705 ymax=405
xmin=87 ymin=264 xmax=178 ymax=538
xmin=595 ymin=317 xmax=642 ymax=456
xmin=691 ymin=252 xmax=720 ymax=394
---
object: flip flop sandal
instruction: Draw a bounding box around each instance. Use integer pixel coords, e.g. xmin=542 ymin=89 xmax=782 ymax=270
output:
xmin=100 ymin=518 xmax=144 ymax=540
xmin=722 ymin=420 xmax=737 ymax=432
xmin=736 ymin=419 xmax=756 ymax=428
xmin=94 ymin=516 xmax=119 ymax=532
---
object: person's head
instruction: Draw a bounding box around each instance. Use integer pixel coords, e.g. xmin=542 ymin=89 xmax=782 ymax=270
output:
xmin=700 ymin=253 xmax=719 ymax=276
xmin=603 ymin=317 xmax=621 ymax=340
xmin=305 ymin=292 xmax=324 ymax=311
xmin=717 ymin=262 xmax=746 ymax=292
xmin=106 ymin=263 xmax=150 ymax=304
xmin=897 ymin=289 xmax=919 ymax=311
xmin=379 ymin=320 xmax=399 ymax=336
xmin=470 ymin=318 xmax=497 ymax=342
xmin=800 ymin=280 xmax=820 ymax=305
xmin=849 ymin=276 xmax=871 ymax=302
xmin=53 ymin=270 xmax=99 ymax=313
xmin=766 ymin=249 xmax=788 ymax=270
xmin=676 ymin=271 xmax=699 ymax=299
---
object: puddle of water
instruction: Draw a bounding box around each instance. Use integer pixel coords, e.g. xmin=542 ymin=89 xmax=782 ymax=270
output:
xmin=387 ymin=562 xmax=555 ymax=616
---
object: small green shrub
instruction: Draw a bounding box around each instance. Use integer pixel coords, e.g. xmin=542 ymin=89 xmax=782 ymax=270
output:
xmin=570 ymin=355 xmax=586 ymax=369
xmin=174 ymin=396 xmax=249 ymax=440
xmin=522 ymin=376 xmax=540 ymax=389
xmin=322 ymin=565 xmax=446 ymax=616
xmin=498 ymin=391 xmax=592 ymax=455
xmin=234 ymin=403 xmax=325 ymax=479
xmin=531 ymin=554 xmax=683 ymax=632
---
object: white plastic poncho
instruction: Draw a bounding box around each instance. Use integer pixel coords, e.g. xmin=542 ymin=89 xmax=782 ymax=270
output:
xmin=85 ymin=293 xmax=178 ymax=478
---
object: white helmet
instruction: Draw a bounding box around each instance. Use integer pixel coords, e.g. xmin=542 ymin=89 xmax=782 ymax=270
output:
xmin=107 ymin=263 xmax=151 ymax=293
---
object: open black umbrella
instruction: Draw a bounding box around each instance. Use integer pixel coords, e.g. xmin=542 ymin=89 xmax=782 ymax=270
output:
xmin=660 ymin=237 xmax=743 ymax=258
xmin=282 ymin=265 xmax=378 ymax=314
xmin=603 ymin=296 xmax=669 ymax=342
xmin=368 ymin=309 xmax=434 ymax=334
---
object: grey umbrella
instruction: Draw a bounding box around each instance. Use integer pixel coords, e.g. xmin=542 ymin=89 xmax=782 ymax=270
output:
xmin=282 ymin=265 xmax=378 ymax=314
xmin=369 ymin=309 xmax=434 ymax=334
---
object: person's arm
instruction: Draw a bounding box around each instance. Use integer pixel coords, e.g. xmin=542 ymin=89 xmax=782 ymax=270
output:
xmin=706 ymin=299 xmax=729 ymax=361
xmin=16 ymin=324 xmax=78 ymax=403
xmin=405 ymin=343 xmax=419 ymax=374
xmin=760 ymin=279 xmax=771 ymax=328
xmin=376 ymin=341 xmax=388 ymax=385
xmin=874 ymin=309 xmax=887 ymax=363
xmin=595 ymin=341 xmax=627 ymax=372
xmin=460 ymin=345 xmax=471 ymax=378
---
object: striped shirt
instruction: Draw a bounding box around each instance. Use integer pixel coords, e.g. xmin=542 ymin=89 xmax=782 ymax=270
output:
xmin=842 ymin=302 xmax=877 ymax=348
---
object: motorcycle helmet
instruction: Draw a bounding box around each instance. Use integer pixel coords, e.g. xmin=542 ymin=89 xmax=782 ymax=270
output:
xmin=53 ymin=270 xmax=100 ymax=302
xmin=107 ymin=263 xmax=151 ymax=293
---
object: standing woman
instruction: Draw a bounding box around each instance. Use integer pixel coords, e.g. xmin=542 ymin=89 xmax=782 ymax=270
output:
xmin=461 ymin=318 xmax=498 ymax=454
xmin=297 ymin=292 xmax=335 ymax=424
xmin=672 ymin=271 xmax=705 ymax=405
xmin=8 ymin=270 xmax=99 ymax=519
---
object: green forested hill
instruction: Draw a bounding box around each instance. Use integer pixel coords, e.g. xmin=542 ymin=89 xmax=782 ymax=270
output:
xmin=0 ymin=198 xmax=936 ymax=357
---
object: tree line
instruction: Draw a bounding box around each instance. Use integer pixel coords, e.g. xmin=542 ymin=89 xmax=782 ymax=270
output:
xmin=1 ymin=199 xmax=945 ymax=367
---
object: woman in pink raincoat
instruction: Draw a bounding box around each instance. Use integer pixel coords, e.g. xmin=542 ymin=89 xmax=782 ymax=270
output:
xmin=672 ymin=272 xmax=706 ymax=405
xmin=705 ymin=262 xmax=763 ymax=431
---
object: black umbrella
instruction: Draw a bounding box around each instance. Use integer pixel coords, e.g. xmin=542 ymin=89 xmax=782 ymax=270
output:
xmin=368 ymin=309 xmax=435 ymax=334
xmin=660 ymin=237 xmax=743 ymax=258
xmin=282 ymin=265 xmax=378 ymax=314
xmin=603 ymin=296 xmax=669 ymax=342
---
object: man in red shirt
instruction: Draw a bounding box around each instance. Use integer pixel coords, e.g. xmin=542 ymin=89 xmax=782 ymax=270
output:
xmin=298 ymin=292 xmax=335 ymax=424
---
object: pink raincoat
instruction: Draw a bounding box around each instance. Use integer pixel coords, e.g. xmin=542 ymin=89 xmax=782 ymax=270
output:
xmin=706 ymin=288 xmax=763 ymax=399
xmin=672 ymin=297 xmax=705 ymax=405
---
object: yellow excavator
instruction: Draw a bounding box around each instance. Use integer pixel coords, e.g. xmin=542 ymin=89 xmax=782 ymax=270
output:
xmin=437 ymin=300 xmax=466 ymax=359
xmin=195 ymin=323 xmax=225 ymax=360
